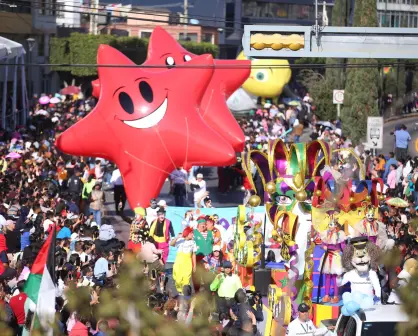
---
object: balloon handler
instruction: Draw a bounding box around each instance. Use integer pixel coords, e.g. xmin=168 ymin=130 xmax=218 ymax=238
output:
xmin=337 ymin=237 xmax=382 ymax=304
xmin=149 ymin=208 xmax=175 ymax=264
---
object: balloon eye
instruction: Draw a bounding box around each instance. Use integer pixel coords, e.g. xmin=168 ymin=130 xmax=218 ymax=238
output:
xmin=184 ymin=55 xmax=192 ymax=62
xmin=256 ymin=72 xmax=265 ymax=81
xmin=139 ymin=81 xmax=153 ymax=103
xmin=165 ymin=56 xmax=175 ymax=68
xmin=118 ymin=92 xmax=134 ymax=114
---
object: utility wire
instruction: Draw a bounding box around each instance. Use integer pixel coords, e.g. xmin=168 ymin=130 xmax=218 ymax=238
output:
xmin=0 ymin=61 xmax=414 ymax=69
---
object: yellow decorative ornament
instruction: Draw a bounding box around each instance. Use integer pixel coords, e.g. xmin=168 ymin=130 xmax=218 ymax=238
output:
xmin=248 ymin=195 xmax=261 ymax=207
xmin=365 ymin=195 xmax=371 ymax=202
xmin=349 ymin=197 xmax=355 ymax=203
xmin=295 ymin=190 xmax=308 ymax=202
xmin=315 ymin=190 xmax=322 ymax=197
xmin=266 ymin=181 xmax=277 ymax=195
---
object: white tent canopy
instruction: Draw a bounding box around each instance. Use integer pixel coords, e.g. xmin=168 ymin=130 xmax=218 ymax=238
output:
xmin=0 ymin=36 xmax=28 ymax=129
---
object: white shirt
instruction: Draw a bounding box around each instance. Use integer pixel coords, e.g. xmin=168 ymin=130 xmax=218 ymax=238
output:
xmin=146 ymin=207 xmax=158 ymax=225
xmin=337 ymin=269 xmax=381 ymax=299
xmin=286 ymin=318 xmax=329 ymax=336
xmin=43 ymin=219 xmax=54 ymax=233
xmin=110 ymin=169 xmax=123 ymax=186
xmin=174 ymin=238 xmax=197 ymax=254
xmin=192 ymin=179 xmax=206 ymax=202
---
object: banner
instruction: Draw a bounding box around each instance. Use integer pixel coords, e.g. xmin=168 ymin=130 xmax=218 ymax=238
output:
xmin=165 ymin=206 xmax=265 ymax=263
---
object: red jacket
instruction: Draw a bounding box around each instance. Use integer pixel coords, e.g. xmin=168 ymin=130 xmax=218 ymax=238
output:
xmin=9 ymin=293 xmax=27 ymax=325
xmin=69 ymin=321 xmax=89 ymax=336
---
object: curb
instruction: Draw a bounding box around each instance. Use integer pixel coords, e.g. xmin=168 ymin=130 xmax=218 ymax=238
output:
xmin=385 ymin=112 xmax=418 ymax=124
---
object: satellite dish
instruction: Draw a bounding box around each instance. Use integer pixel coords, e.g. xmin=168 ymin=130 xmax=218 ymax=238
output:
xmin=190 ymin=19 xmax=200 ymax=25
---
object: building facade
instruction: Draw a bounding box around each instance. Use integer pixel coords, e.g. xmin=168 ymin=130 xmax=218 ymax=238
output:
xmin=377 ymin=0 xmax=418 ymax=27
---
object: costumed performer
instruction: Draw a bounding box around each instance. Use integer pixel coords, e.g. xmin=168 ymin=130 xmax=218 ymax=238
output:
xmin=149 ymin=208 xmax=175 ymax=263
xmin=337 ymin=237 xmax=381 ymax=303
xmin=171 ymin=227 xmax=197 ymax=293
xmin=319 ymin=211 xmax=346 ymax=303
xmin=351 ymin=205 xmax=393 ymax=251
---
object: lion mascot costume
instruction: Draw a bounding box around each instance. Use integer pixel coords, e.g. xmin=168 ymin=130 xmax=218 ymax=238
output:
xmin=338 ymin=237 xmax=382 ymax=304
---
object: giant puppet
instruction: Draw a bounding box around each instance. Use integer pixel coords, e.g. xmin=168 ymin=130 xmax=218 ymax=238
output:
xmin=56 ymin=27 xmax=250 ymax=213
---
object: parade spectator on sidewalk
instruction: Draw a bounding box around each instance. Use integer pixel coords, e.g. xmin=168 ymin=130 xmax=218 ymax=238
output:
xmin=110 ymin=168 xmax=126 ymax=216
xmin=393 ymin=125 xmax=411 ymax=161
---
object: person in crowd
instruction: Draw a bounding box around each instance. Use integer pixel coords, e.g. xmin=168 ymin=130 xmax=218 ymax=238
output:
xmin=169 ymin=167 xmax=188 ymax=207
xmin=392 ymin=124 xmax=411 ymax=161
xmin=110 ymin=167 xmax=126 ymax=216
xmin=286 ymin=303 xmax=334 ymax=336
xmin=190 ymin=173 xmax=207 ymax=208
xmin=89 ymin=182 xmax=105 ymax=227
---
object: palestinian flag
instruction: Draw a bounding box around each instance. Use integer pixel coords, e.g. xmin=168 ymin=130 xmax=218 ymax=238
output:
xmin=24 ymin=225 xmax=56 ymax=333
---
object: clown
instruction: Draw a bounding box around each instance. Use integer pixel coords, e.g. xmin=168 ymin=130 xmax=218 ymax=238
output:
xmin=387 ymin=258 xmax=418 ymax=304
xmin=338 ymin=237 xmax=381 ymax=303
xmin=352 ymin=205 xmax=392 ymax=251
xmin=318 ymin=210 xmax=346 ymax=303
xmin=171 ymin=227 xmax=197 ymax=293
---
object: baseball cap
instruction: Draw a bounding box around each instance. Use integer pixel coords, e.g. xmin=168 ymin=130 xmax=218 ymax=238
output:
xmin=197 ymin=173 xmax=203 ymax=179
xmin=157 ymin=200 xmax=167 ymax=207
xmin=223 ymin=261 xmax=232 ymax=268
xmin=213 ymin=245 xmax=221 ymax=252
xmin=298 ymin=303 xmax=310 ymax=313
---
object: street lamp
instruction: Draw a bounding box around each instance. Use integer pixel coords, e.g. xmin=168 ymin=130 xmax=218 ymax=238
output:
xmin=26 ymin=37 xmax=36 ymax=98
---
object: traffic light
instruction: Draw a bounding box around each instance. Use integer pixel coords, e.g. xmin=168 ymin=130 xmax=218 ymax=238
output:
xmin=250 ymin=33 xmax=305 ymax=51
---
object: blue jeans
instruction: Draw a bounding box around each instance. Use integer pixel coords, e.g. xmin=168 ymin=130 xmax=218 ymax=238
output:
xmin=90 ymin=208 xmax=102 ymax=226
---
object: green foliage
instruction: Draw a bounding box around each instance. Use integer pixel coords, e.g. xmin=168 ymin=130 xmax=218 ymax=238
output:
xmin=341 ymin=0 xmax=379 ymax=143
xmin=298 ymin=70 xmax=336 ymax=121
xmin=50 ymin=33 xmax=219 ymax=77
xmin=49 ymin=37 xmax=71 ymax=72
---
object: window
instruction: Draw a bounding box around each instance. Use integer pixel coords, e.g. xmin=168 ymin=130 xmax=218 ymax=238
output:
xmin=362 ymin=322 xmax=405 ymax=336
xmin=140 ymin=31 xmax=152 ymax=39
xmin=179 ymin=33 xmax=198 ymax=42
xmin=38 ymin=35 xmax=45 ymax=57
xmin=0 ymin=1 xmax=31 ymax=14
xmin=202 ymin=33 xmax=214 ymax=43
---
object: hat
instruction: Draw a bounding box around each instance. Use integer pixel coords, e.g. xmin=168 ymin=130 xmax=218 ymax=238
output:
xmin=223 ymin=261 xmax=232 ymax=268
xmin=298 ymin=303 xmax=310 ymax=313
xmin=182 ymin=226 xmax=194 ymax=238
xmin=157 ymin=200 xmax=167 ymax=207
xmin=157 ymin=208 xmax=166 ymax=215
xmin=196 ymin=173 xmax=203 ymax=179
xmin=197 ymin=216 xmax=206 ymax=225
xmin=134 ymin=207 xmax=145 ymax=217
xmin=350 ymin=236 xmax=369 ymax=249
xmin=213 ymin=245 xmax=221 ymax=252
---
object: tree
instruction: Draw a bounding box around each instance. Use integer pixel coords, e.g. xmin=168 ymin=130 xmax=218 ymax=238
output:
xmin=50 ymin=33 xmax=219 ymax=77
xmin=341 ymin=0 xmax=379 ymax=143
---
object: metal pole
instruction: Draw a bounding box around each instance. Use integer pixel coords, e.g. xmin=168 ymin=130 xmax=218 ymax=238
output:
xmin=337 ymin=103 xmax=341 ymax=118
xmin=314 ymin=0 xmax=319 ymax=46
xmin=183 ymin=0 xmax=188 ymax=40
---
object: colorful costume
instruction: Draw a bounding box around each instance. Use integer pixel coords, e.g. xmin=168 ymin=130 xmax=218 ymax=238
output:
xmin=172 ymin=238 xmax=197 ymax=292
xmin=149 ymin=218 xmax=174 ymax=263
xmin=338 ymin=237 xmax=381 ymax=303
xmin=318 ymin=221 xmax=346 ymax=303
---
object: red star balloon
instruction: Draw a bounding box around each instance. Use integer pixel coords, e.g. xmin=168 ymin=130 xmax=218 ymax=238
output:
xmin=56 ymin=45 xmax=236 ymax=210
xmin=92 ymin=27 xmax=250 ymax=152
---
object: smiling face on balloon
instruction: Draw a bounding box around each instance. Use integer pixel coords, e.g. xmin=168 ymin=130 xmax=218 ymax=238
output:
xmin=113 ymin=78 xmax=168 ymax=129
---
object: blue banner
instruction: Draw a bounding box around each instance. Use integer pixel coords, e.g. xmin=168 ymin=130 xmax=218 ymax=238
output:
xmin=165 ymin=206 xmax=265 ymax=263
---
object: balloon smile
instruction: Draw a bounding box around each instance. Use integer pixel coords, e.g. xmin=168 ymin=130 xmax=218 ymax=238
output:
xmin=123 ymin=98 xmax=168 ymax=129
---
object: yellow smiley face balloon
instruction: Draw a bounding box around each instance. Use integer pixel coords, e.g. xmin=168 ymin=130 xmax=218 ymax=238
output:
xmin=237 ymin=51 xmax=291 ymax=98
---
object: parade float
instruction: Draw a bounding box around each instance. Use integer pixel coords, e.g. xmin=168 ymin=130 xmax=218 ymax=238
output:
xmin=238 ymin=139 xmax=386 ymax=333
